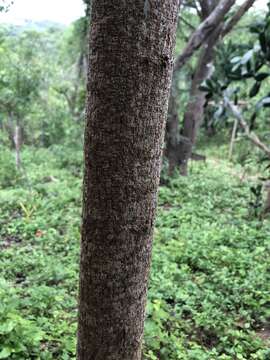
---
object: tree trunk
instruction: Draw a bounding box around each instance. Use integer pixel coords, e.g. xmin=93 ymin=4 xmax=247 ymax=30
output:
xmin=14 ymin=125 xmax=22 ymax=169
xmin=77 ymin=1 xmax=180 ymax=359
xmin=166 ymin=29 xmax=218 ymax=175
xmin=179 ymin=28 xmax=220 ymax=175
xmin=262 ymin=185 xmax=270 ymax=218
xmin=166 ymin=77 xmax=191 ymax=175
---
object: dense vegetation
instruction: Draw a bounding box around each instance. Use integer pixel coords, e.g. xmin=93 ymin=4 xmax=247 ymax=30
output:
xmin=1 ymin=143 xmax=270 ymax=359
xmin=1 ymin=2 xmax=270 ymax=359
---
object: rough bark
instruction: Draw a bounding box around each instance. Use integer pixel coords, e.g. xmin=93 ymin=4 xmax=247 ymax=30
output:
xmin=77 ymin=1 xmax=180 ymax=359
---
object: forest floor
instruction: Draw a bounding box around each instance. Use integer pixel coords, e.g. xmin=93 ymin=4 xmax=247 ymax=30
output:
xmin=0 ymin=144 xmax=270 ymax=360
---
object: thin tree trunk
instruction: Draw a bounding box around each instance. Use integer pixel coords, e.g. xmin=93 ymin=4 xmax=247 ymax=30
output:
xmin=14 ymin=125 xmax=22 ymax=169
xmin=179 ymin=30 xmax=218 ymax=175
xmin=4 ymin=112 xmax=15 ymax=149
xmin=229 ymin=118 xmax=238 ymax=160
xmin=262 ymin=185 xmax=270 ymax=218
xmin=166 ymin=77 xmax=192 ymax=175
xmin=77 ymin=1 xmax=180 ymax=359
xmin=167 ymin=28 xmax=219 ymax=175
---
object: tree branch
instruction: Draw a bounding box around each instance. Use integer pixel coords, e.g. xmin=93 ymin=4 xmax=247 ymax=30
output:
xmin=179 ymin=15 xmax=196 ymax=30
xmin=222 ymin=0 xmax=257 ymax=37
xmin=225 ymin=98 xmax=270 ymax=157
xmin=174 ymin=0 xmax=236 ymax=72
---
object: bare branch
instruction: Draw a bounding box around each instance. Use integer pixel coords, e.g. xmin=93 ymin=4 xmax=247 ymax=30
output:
xmin=179 ymin=15 xmax=196 ymax=30
xmin=222 ymin=0 xmax=257 ymax=37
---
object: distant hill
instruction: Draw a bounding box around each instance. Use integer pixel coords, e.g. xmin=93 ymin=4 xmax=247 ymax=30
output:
xmin=0 ymin=19 xmax=66 ymax=32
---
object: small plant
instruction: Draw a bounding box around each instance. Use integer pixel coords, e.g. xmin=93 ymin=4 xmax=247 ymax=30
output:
xmin=19 ymin=201 xmax=36 ymax=223
xmin=0 ymin=279 xmax=44 ymax=359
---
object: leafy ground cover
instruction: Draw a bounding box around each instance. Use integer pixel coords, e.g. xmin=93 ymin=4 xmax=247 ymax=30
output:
xmin=0 ymin=145 xmax=270 ymax=359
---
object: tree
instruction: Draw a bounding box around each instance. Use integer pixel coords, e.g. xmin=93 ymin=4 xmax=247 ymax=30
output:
xmin=166 ymin=0 xmax=256 ymax=175
xmin=55 ymin=1 xmax=91 ymax=123
xmin=55 ymin=18 xmax=88 ymax=122
xmin=77 ymin=1 xmax=180 ymax=359
xmin=0 ymin=29 xmax=42 ymax=167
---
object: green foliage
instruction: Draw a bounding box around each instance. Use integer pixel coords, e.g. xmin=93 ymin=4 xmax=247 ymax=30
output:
xmin=0 ymin=21 xmax=86 ymax=150
xmin=201 ymin=6 xmax=270 ymax=131
xmin=0 ymin=146 xmax=22 ymax=188
xmin=143 ymin=159 xmax=270 ymax=359
xmin=1 ymin=145 xmax=270 ymax=359
xmin=0 ymin=279 xmax=44 ymax=359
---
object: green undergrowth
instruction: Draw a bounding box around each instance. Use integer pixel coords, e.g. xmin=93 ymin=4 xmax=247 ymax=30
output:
xmin=0 ymin=146 xmax=270 ymax=359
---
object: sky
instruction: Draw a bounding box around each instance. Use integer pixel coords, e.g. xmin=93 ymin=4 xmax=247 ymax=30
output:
xmin=0 ymin=0 xmax=85 ymax=25
xmin=0 ymin=0 xmax=268 ymax=25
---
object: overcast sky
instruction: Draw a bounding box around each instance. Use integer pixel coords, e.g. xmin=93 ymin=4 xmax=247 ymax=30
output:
xmin=0 ymin=0 xmax=268 ymax=25
xmin=0 ymin=0 xmax=85 ymax=24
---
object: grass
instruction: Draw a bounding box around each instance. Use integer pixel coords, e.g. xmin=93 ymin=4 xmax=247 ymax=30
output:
xmin=0 ymin=145 xmax=270 ymax=359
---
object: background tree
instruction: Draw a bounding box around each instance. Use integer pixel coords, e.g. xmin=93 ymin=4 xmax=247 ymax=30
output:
xmin=201 ymin=4 xmax=270 ymax=158
xmin=77 ymin=1 xmax=180 ymax=359
xmin=166 ymin=0 xmax=256 ymax=175
xmin=0 ymin=30 xmax=42 ymax=167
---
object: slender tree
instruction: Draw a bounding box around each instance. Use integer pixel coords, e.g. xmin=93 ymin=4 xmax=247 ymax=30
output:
xmin=77 ymin=1 xmax=180 ymax=359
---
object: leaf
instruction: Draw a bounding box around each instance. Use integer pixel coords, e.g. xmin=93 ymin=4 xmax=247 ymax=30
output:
xmin=199 ymin=85 xmax=210 ymax=92
xmin=250 ymin=112 xmax=257 ymax=130
xmin=250 ymin=187 xmax=258 ymax=195
xmin=206 ymin=79 xmax=214 ymax=90
xmin=249 ymin=82 xmax=261 ymax=98
xmin=241 ymin=50 xmax=254 ymax=65
xmin=259 ymin=33 xmax=267 ymax=53
xmin=0 ymin=348 xmax=12 ymax=359
xmin=255 ymin=72 xmax=269 ymax=81
xmin=250 ymin=22 xmax=264 ymax=34
xmin=205 ymin=92 xmax=213 ymax=100
xmin=231 ymin=56 xmax=242 ymax=64
xmin=0 ymin=320 xmax=16 ymax=334
xmin=262 ymin=97 xmax=270 ymax=107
